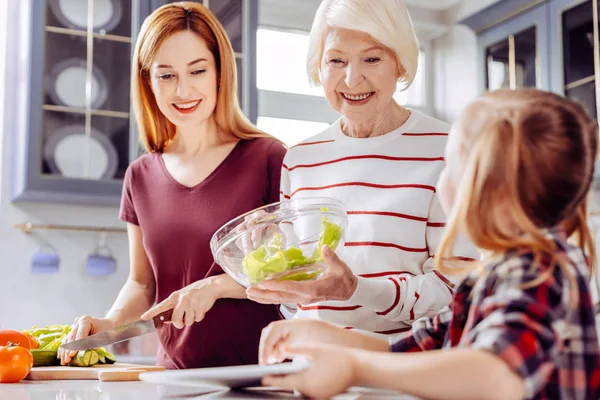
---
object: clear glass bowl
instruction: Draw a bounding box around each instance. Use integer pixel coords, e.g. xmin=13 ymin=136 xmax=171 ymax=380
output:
xmin=210 ymin=197 xmax=347 ymax=288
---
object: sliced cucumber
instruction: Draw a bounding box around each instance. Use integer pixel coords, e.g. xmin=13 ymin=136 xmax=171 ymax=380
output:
xmin=96 ymin=347 xmax=117 ymax=364
xmin=70 ymin=350 xmax=92 ymax=367
xmin=88 ymin=350 xmax=99 ymax=366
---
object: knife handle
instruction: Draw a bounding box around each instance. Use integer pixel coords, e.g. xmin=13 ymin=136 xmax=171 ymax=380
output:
xmin=152 ymin=309 xmax=173 ymax=326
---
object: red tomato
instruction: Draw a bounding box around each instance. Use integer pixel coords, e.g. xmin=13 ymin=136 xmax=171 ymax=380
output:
xmin=0 ymin=330 xmax=31 ymax=350
xmin=21 ymin=332 xmax=39 ymax=349
xmin=0 ymin=345 xmax=33 ymax=383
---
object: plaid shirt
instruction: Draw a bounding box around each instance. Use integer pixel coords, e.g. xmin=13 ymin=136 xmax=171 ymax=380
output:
xmin=391 ymin=232 xmax=600 ymax=400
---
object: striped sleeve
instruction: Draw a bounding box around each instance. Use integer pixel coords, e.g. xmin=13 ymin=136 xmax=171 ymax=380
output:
xmin=423 ymin=193 xmax=480 ymax=286
xmin=347 ymin=194 xmax=479 ymax=323
xmin=279 ymin=153 xmax=296 ymax=319
xmin=280 ymin=154 xmax=291 ymax=201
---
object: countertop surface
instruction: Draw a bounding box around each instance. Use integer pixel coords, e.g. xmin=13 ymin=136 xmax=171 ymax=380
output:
xmin=0 ymin=380 xmax=417 ymax=399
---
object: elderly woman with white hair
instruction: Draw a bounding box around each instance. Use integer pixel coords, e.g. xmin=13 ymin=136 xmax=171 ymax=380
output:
xmin=247 ymin=0 xmax=478 ymax=338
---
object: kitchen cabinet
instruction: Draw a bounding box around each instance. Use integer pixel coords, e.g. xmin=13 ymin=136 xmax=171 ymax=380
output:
xmin=462 ymin=0 xmax=600 ymax=181
xmin=549 ymin=0 xmax=600 ymax=119
xmin=478 ymin=9 xmax=548 ymax=92
xmin=467 ymin=1 xmax=550 ymax=92
xmin=463 ymin=0 xmax=600 ymax=121
xmin=6 ymin=0 xmax=258 ymax=206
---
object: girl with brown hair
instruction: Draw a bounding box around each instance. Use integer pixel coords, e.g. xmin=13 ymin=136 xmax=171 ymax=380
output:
xmin=257 ymin=88 xmax=600 ymax=399
xmin=59 ymin=2 xmax=285 ymax=369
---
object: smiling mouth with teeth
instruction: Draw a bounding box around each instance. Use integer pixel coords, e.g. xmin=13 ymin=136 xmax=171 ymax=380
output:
xmin=342 ymin=92 xmax=374 ymax=101
xmin=173 ymin=100 xmax=201 ymax=110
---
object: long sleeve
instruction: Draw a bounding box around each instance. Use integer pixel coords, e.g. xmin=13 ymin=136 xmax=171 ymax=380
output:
xmin=348 ymin=194 xmax=480 ymax=323
xmin=390 ymin=305 xmax=453 ymax=352
xmin=279 ymin=152 xmax=297 ymax=319
xmin=279 ymin=153 xmax=291 ymax=201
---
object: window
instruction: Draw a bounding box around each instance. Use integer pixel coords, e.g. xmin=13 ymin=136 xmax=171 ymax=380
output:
xmin=394 ymin=51 xmax=426 ymax=106
xmin=257 ymin=29 xmax=324 ymax=97
xmin=257 ymin=116 xmax=329 ymax=147
xmin=258 ymin=28 xmax=427 ymax=105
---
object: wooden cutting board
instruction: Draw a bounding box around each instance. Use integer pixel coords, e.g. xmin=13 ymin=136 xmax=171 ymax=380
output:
xmin=26 ymin=363 xmax=165 ymax=381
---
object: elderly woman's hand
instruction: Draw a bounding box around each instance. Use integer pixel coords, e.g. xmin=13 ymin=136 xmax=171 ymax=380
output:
xmin=246 ymin=245 xmax=358 ymax=304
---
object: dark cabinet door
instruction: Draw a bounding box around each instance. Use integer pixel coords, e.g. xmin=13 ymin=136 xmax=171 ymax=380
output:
xmin=550 ymin=0 xmax=599 ymax=119
xmin=6 ymin=0 xmax=257 ymax=206
xmin=477 ymin=4 xmax=550 ymax=93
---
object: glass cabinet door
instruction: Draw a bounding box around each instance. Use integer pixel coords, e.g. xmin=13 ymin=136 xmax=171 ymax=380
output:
xmin=550 ymin=0 xmax=599 ymax=119
xmin=485 ymin=27 xmax=537 ymax=90
xmin=43 ymin=0 xmax=133 ymax=182
xmin=209 ymin=0 xmax=243 ymax=54
xmin=7 ymin=0 xmax=147 ymax=205
xmin=210 ymin=0 xmax=245 ymax=106
xmin=478 ymin=4 xmax=549 ymax=93
xmin=513 ymin=27 xmax=538 ymax=88
xmin=485 ymin=37 xmax=510 ymax=90
xmin=563 ymin=0 xmax=596 ymax=118
xmin=7 ymin=0 xmax=257 ymax=205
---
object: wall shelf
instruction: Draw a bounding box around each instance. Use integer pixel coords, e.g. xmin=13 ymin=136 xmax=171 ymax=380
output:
xmin=43 ymin=105 xmax=130 ymax=119
xmin=14 ymin=222 xmax=127 ymax=234
xmin=45 ymin=26 xmax=132 ymax=43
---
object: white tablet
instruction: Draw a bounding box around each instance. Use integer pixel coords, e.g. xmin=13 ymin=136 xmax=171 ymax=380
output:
xmin=138 ymin=358 xmax=310 ymax=389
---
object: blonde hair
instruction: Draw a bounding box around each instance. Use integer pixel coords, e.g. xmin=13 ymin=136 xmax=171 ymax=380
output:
xmin=131 ymin=1 xmax=273 ymax=152
xmin=436 ymin=89 xmax=598 ymax=305
xmin=306 ymin=0 xmax=419 ymax=90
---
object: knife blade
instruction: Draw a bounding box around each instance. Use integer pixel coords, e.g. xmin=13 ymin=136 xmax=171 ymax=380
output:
xmin=59 ymin=309 xmax=172 ymax=351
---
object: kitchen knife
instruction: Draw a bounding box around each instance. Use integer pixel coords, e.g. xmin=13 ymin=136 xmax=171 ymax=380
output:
xmin=59 ymin=309 xmax=172 ymax=351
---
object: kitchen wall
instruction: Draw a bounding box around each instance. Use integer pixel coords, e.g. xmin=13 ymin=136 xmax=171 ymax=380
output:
xmin=432 ymin=25 xmax=480 ymax=123
xmin=0 ymin=0 xmax=130 ymax=331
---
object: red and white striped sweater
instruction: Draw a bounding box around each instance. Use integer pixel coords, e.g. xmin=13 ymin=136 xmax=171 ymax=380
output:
xmin=280 ymin=109 xmax=479 ymax=337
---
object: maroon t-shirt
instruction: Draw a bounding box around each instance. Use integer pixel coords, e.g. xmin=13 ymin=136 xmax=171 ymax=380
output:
xmin=119 ymin=138 xmax=285 ymax=369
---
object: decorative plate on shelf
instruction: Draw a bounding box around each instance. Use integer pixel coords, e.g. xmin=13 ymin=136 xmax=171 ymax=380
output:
xmin=48 ymin=0 xmax=123 ymax=33
xmin=44 ymin=125 xmax=119 ymax=180
xmin=47 ymin=58 xmax=109 ymax=109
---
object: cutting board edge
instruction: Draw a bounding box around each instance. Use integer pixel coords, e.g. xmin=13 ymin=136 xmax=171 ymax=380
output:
xmin=26 ymin=363 xmax=165 ymax=381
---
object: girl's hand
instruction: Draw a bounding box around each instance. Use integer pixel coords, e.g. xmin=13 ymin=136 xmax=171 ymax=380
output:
xmin=263 ymin=344 xmax=357 ymax=398
xmin=246 ymin=245 xmax=358 ymax=304
xmin=259 ymin=319 xmax=344 ymax=365
xmin=141 ymin=279 xmax=219 ymax=329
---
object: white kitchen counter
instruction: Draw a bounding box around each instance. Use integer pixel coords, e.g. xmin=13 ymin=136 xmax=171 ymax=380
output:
xmin=0 ymin=380 xmax=418 ymax=399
